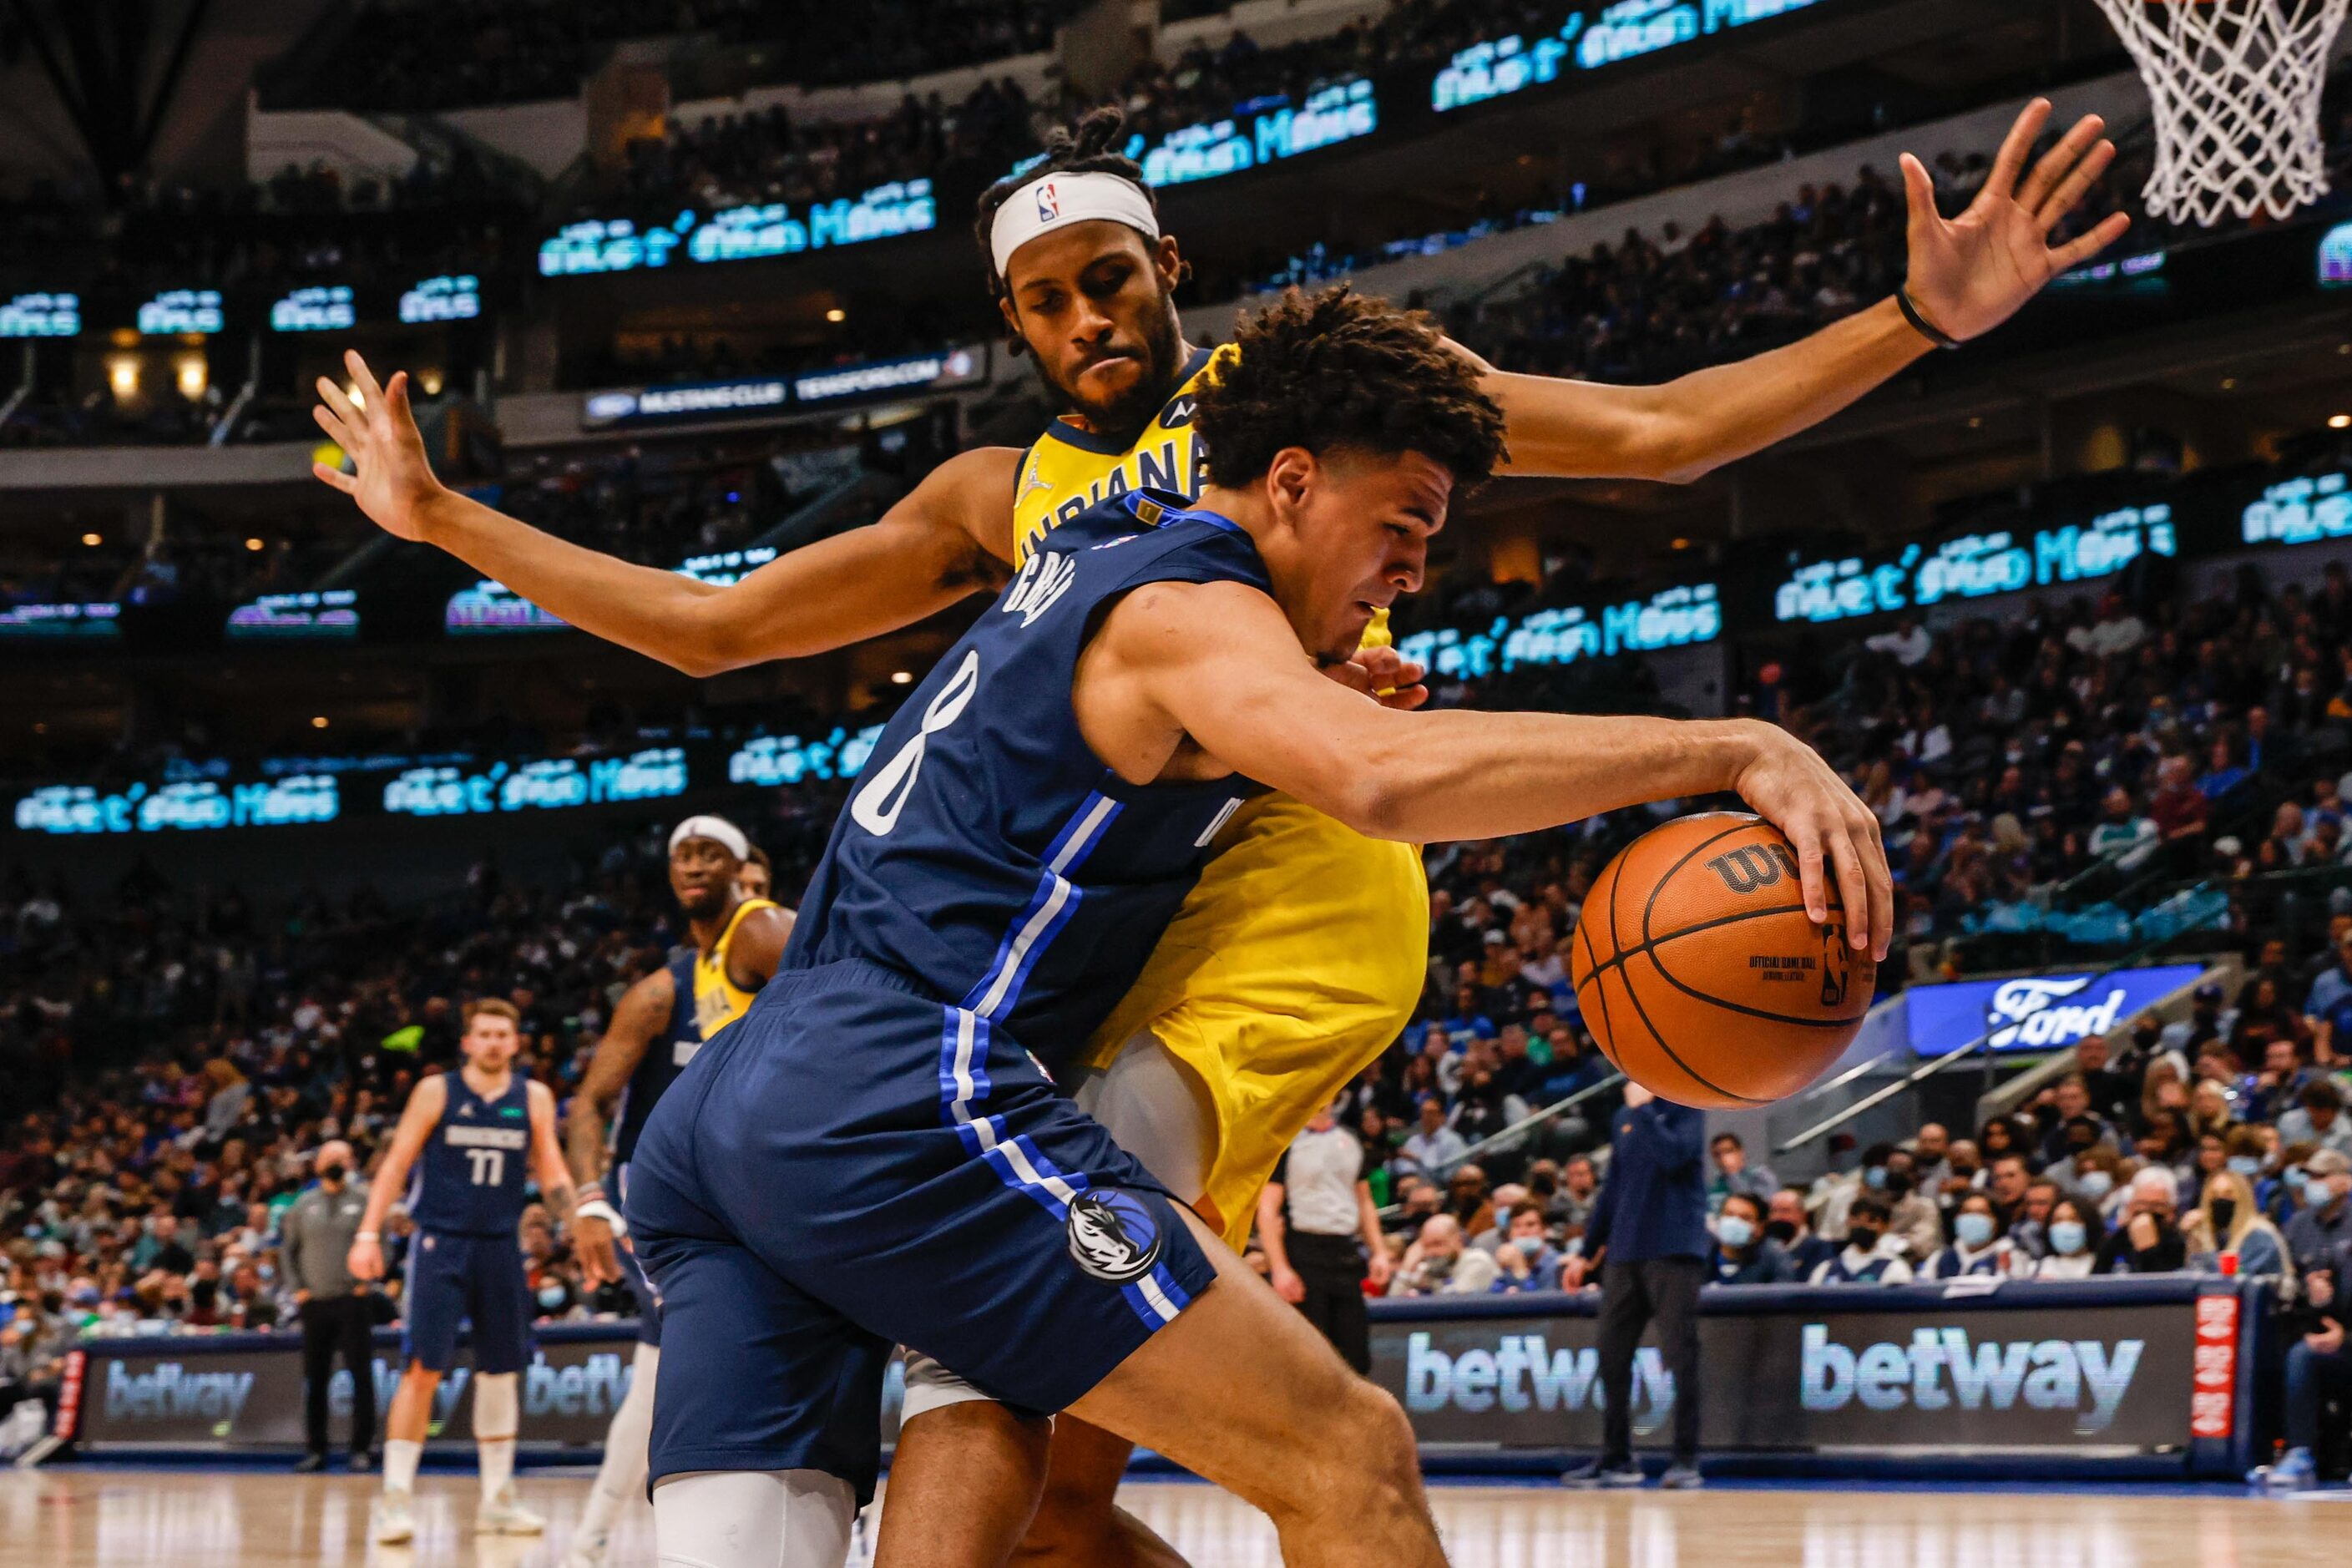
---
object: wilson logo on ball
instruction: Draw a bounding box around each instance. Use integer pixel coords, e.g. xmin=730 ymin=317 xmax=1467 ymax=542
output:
xmin=1705 ymin=842 xmax=1798 ymax=895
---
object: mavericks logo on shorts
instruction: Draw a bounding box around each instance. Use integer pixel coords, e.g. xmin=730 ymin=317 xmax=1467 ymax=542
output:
xmin=1066 ymin=1188 xmax=1163 ymax=1284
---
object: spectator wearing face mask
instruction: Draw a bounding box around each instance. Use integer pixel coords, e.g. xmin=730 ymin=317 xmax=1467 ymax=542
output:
xmin=1932 ymin=1139 xmax=1984 ymax=1212
xmin=2027 ymin=1197 xmax=2106 ymax=1278
xmin=1766 ymin=1187 xmax=1837 ymax=1277
xmin=1808 ymin=1194 xmax=1914 ymax=1284
xmin=1709 ymin=1192 xmax=1796 ymax=1285
xmin=1388 ymin=1214 xmax=1500 ymax=1297
xmin=1815 ymin=1140 xmax=1898 ymax=1242
xmin=2185 ymin=1168 xmax=2292 ymax=1279
xmin=1490 ymin=1201 xmax=1565 ymax=1293
xmin=1925 ymin=1194 xmax=2012 ymax=1278
xmin=2287 ymin=1149 xmax=2352 ymax=1268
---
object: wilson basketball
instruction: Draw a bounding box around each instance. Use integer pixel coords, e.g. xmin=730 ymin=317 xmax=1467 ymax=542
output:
xmin=1572 ymin=812 xmax=1874 ymax=1109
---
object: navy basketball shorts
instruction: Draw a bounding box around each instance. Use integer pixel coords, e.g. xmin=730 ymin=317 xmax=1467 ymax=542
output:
xmin=400 ymin=1229 xmax=534 ymax=1375
xmin=612 ymin=1162 xmax=662 ymax=1348
xmin=626 ymin=959 xmax=1218 ymax=1502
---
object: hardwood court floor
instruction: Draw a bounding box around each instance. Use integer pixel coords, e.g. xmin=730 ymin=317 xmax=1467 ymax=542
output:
xmin=3 ymin=1465 xmax=2349 ymax=1566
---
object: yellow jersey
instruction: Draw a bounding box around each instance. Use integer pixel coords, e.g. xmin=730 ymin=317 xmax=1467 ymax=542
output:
xmin=692 ymin=898 xmax=781 ymax=1040
xmin=1011 ymin=342 xmax=1430 ymax=1249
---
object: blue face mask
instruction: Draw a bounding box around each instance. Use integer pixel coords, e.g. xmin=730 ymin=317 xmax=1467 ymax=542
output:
xmin=1864 ymin=1166 xmax=1888 ymax=1191
xmin=2228 ymin=1156 xmax=2263 ymax=1179
xmin=2286 ymin=1168 xmax=2310 ymax=1196
xmin=1514 ymin=1234 xmax=1546 ymax=1258
xmin=1955 ymin=1212 xmax=1996 ymax=1248
xmin=1717 ymin=1216 xmax=1755 ymax=1249
xmin=537 ymin=1284 xmax=566 ymax=1311
xmin=2050 ymin=1221 xmax=2089 ymax=1256
xmin=2078 ymin=1171 xmax=2114 ymax=1201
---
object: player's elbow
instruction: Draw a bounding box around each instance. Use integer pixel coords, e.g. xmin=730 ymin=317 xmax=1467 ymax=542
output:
xmin=1327 ymin=771 xmax=1421 ymax=843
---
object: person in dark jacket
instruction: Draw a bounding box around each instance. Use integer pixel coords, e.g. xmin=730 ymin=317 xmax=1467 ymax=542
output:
xmin=1561 ymin=1085 xmax=1707 ymax=1490
xmin=1708 ymin=1192 xmax=1798 ymax=1286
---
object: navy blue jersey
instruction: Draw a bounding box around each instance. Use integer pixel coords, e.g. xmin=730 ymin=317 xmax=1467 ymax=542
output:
xmin=781 ymin=488 xmax=1269 ymax=1067
xmin=407 ymin=1071 xmax=534 ymax=1237
xmin=609 ymin=948 xmax=702 ymax=1170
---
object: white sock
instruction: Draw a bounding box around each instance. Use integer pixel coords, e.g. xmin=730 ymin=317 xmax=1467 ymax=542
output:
xmin=577 ymin=1343 xmax=660 ymax=1543
xmin=385 ymin=1437 xmax=423 ymax=1495
xmin=652 ymin=1469 xmax=855 ymax=1568
xmin=480 ymin=1436 xmax=517 ymax=1501
xmin=474 ymin=1370 xmax=521 ymax=1500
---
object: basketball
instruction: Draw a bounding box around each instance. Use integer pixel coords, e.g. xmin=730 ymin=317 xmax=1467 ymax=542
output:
xmin=1572 ymin=812 xmax=1875 ymax=1110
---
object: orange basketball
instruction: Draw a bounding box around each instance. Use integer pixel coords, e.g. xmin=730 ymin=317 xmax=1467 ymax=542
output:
xmin=1571 ymin=812 xmax=1874 ymax=1110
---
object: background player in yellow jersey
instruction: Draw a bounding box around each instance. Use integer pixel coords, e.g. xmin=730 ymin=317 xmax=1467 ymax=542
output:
xmin=560 ymin=815 xmax=791 ymax=1568
xmin=315 ymin=97 xmax=2125 ymax=1565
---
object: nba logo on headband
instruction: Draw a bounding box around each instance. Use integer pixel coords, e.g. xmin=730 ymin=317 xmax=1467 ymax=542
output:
xmin=1034 ymin=181 xmax=1060 ymax=222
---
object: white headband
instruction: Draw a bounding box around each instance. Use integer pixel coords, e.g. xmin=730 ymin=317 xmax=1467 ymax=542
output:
xmin=989 ymin=170 xmax=1161 ymax=281
xmin=670 ymin=814 xmax=749 ymax=861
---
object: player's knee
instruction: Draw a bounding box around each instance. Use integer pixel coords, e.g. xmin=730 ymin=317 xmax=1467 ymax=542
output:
xmin=1301 ymin=1381 xmax=1420 ymax=1519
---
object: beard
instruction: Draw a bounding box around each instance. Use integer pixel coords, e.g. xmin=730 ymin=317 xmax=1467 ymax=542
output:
xmin=1036 ymin=293 xmax=1185 ymax=445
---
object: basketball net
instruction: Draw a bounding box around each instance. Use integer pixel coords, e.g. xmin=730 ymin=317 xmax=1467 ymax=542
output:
xmin=2090 ymin=0 xmax=2349 ymax=225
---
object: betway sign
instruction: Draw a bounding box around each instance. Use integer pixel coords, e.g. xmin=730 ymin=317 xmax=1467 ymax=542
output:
xmin=1904 ymin=964 xmax=2207 ymax=1057
xmin=1374 ymin=1297 xmax=2193 ymax=1453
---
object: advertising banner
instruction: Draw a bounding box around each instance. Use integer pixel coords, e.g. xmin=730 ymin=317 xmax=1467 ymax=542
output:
xmin=73 ymin=1283 xmax=2235 ymax=1473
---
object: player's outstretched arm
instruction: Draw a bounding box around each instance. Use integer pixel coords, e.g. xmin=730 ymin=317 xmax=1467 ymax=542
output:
xmin=1465 ymin=99 xmax=2129 ymax=483
xmin=564 ymin=967 xmax=671 ymax=1285
xmin=348 ymin=1074 xmax=447 ymax=1281
xmin=311 ymin=350 xmax=1017 ymax=676
xmin=1102 ymin=579 xmax=1889 ymax=957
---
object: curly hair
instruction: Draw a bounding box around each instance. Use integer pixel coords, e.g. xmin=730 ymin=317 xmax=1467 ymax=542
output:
xmin=1192 ymin=286 xmax=1509 ymax=488
xmin=972 ymin=106 xmax=1186 ymax=306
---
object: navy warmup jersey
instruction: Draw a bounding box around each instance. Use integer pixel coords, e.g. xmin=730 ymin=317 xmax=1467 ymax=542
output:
xmin=609 ymin=948 xmax=702 ymax=1169
xmin=781 ymin=488 xmax=1270 ymax=1068
xmin=407 ymin=1071 xmax=534 ymax=1237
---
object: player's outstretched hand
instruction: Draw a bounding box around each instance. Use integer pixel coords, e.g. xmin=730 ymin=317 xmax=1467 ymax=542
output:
xmin=1729 ymin=724 xmax=1892 ymax=963
xmin=311 ymin=349 xmax=448 ymax=541
xmin=1325 ymin=645 xmax=1429 ymax=711
xmin=1899 ymin=99 xmax=2133 ymax=345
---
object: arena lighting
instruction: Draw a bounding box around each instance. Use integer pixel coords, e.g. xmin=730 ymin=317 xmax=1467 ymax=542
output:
xmin=311 ymin=716 xmax=329 ymax=729
xmin=105 ymin=356 xmax=139 ymax=401
xmin=244 ymin=537 xmax=265 ymax=552
xmin=2331 ymin=413 xmax=2351 ymax=429
xmin=80 ymin=533 xmax=102 ymax=547
xmin=890 ymin=670 xmax=913 ymax=685
xmin=174 ymin=353 xmax=207 ymax=401
xmin=418 ymin=368 xmax=446 ymax=397
xmin=825 ymin=307 xmax=847 ymax=322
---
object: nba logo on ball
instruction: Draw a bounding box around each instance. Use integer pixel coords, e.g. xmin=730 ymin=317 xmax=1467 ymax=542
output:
xmin=1067 ymin=1189 xmax=1162 ymax=1283
xmin=1035 ymin=181 xmax=1060 ymax=222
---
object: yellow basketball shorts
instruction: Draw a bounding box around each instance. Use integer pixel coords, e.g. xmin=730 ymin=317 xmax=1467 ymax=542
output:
xmin=1077 ymin=793 xmax=1429 ymax=1251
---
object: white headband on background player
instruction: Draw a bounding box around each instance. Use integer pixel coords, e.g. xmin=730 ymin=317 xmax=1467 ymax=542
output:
xmin=989 ymin=170 xmax=1161 ymax=281
xmin=670 ymin=814 xmax=750 ymax=861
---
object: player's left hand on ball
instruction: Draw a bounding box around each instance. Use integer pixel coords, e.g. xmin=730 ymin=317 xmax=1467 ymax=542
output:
xmin=1898 ymin=99 xmax=2133 ymax=345
xmin=1326 ymin=646 xmax=1429 ymax=711
xmin=1730 ymin=723 xmax=1893 ymax=963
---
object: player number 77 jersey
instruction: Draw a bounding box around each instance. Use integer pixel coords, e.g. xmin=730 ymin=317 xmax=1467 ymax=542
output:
xmin=407 ymin=1072 xmax=534 ymax=1237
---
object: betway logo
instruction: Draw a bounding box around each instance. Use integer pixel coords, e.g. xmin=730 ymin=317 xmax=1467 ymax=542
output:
xmin=524 ymin=1351 xmax=635 ymax=1418
xmin=104 ymin=1362 xmax=255 ymax=1424
xmin=1404 ymin=1333 xmax=1673 ymax=1429
xmin=1985 ymin=976 xmax=2126 ymax=1049
xmin=1801 ymin=1325 xmax=2142 ymax=1434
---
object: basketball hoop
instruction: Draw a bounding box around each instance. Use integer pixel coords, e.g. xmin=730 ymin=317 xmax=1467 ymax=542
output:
xmin=2090 ymin=0 xmax=2350 ymax=225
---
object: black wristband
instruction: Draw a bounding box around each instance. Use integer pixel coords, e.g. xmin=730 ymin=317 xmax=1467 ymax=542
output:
xmin=1897 ymin=286 xmax=1960 ymax=351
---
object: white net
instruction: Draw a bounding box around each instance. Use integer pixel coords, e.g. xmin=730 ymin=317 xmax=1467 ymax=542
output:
xmin=2091 ymin=0 xmax=2349 ymax=225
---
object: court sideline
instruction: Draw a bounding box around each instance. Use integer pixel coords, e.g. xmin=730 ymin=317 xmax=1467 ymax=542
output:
xmin=3 ymin=1467 xmax=2345 ymax=1567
